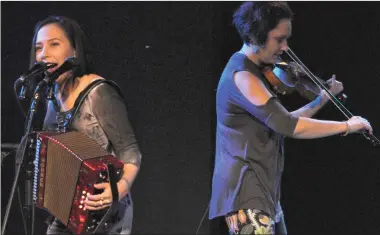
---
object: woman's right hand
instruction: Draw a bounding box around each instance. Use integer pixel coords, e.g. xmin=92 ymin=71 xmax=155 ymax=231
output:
xmin=345 ymin=116 xmax=373 ymax=135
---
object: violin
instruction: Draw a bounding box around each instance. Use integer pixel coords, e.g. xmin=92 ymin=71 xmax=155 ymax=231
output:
xmin=262 ymin=60 xmax=347 ymax=102
xmin=262 ymin=47 xmax=379 ymax=147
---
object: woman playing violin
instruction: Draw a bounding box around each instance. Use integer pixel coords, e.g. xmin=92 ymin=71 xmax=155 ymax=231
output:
xmin=209 ymin=2 xmax=373 ymax=235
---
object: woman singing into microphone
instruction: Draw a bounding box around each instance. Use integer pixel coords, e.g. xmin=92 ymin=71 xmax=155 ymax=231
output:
xmin=17 ymin=16 xmax=141 ymax=235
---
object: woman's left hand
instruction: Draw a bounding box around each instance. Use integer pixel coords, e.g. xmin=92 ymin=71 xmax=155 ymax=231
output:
xmin=326 ymin=74 xmax=344 ymax=96
xmin=85 ymin=182 xmax=113 ymax=211
xmin=320 ymin=74 xmax=344 ymax=102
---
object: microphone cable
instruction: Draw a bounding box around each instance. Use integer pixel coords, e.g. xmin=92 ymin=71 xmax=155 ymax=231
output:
xmin=195 ymin=203 xmax=210 ymax=235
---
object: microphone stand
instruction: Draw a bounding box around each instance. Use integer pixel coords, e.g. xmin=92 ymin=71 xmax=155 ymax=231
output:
xmin=2 ymin=75 xmax=52 ymax=235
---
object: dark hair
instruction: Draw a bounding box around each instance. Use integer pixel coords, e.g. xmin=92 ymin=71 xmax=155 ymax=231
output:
xmin=29 ymin=16 xmax=93 ymax=77
xmin=233 ymin=1 xmax=293 ymax=46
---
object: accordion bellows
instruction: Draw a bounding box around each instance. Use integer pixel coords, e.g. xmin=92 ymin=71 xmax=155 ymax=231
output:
xmin=34 ymin=131 xmax=123 ymax=234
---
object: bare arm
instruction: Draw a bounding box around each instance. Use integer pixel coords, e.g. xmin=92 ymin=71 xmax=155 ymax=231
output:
xmin=234 ymin=71 xmax=372 ymax=139
xmin=291 ymin=75 xmax=343 ymax=118
xmin=292 ymin=117 xmax=346 ymax=138
xmin=85 ymin=83 xmax=141 ymax=210
xmin=117 ymin=164 xmax=139 ymax=199
xmin=290 ymin=94 xmax=328 ymax=118
xmin=90 ymin=84 xmax=141 ymax=197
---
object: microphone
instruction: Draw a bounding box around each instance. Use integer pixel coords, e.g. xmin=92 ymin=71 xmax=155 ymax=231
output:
xmin=17 ymin=62 xmax=57 ymax=84
xmin=15 ymin=58 xmax=78 ymax=100
xmin=15 ymin=62 xmax=57 ymax=100
xmin=46 ymin=57 xmax=79 ymax=83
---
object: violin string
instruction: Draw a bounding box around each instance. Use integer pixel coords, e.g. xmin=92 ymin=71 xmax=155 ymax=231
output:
xmin=286 ymin=48 xmax=338 ymax=100
xmin=286 ymin=48 xmax=380 ymax=145
xmin=241 ymin=46 xmax=377 ymax=144
xmin=285 ymin=48 xmax=353 ymax=119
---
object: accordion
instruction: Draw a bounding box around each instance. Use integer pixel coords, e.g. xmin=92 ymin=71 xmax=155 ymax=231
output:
xmin=33 ymin=131 xmax=124 ymax=234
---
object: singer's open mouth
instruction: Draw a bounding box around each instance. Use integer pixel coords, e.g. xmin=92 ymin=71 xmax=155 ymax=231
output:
xmin=47 ymin=64 xmax=58 ymax=73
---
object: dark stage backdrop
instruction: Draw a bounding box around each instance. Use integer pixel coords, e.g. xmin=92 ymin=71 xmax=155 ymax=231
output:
xmin=2 ymin=2 xmax=380 ymax=235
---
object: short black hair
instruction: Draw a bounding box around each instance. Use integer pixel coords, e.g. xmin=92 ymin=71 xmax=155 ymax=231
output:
xmin=233 ymin=1 xmax=293 ymax=46
xmin=29 ymin=16 xmax=93 ymax=77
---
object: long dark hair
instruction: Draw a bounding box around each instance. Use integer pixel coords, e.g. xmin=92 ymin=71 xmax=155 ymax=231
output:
xmin=29 ymin=15 xmax=93 ymax=78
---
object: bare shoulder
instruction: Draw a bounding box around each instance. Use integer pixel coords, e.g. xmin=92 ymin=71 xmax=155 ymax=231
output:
xmin=70 ymin=74 xmax=105 ymax=95
xmin=233 ymin=70 xmax=273 ymax=106
xmin=80 ymin=74 xmax=105 ymax=85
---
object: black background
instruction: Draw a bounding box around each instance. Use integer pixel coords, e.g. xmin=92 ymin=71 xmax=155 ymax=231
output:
xmin=2 ymin=2 xmax=380 ymax=234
